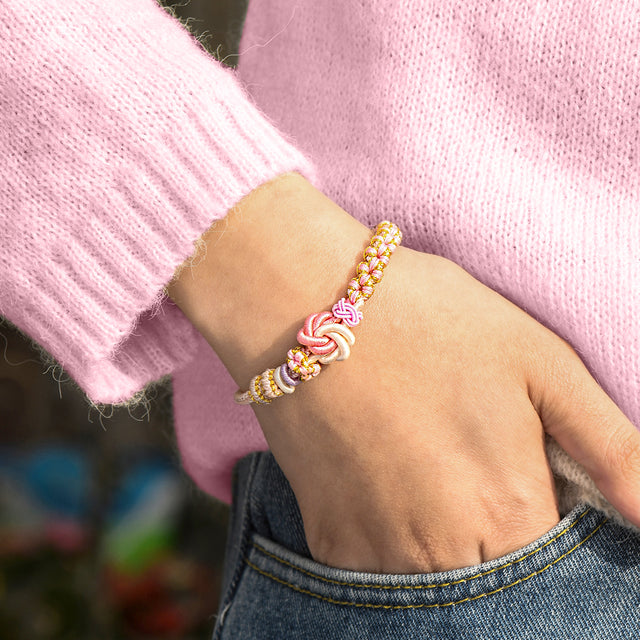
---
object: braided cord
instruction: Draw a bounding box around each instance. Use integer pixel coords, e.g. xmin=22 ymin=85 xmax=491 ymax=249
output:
xmin=234 ymin=221 xmax=402 ymax=405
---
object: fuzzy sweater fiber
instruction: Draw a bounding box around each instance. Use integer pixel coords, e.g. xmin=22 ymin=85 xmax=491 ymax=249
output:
xmin=1 ymin=1 xmax=638 ymax=520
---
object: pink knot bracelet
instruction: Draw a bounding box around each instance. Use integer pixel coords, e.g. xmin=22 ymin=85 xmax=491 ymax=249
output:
xmin=234 ymin=221 xmax=402 ymax=405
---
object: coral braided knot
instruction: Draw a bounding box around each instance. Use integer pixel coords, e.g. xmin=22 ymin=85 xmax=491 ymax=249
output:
xmin=297 ymin=311 xmax=337 ymax=355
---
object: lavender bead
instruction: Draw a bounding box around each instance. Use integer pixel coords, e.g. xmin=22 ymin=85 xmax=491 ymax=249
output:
xmin=280 ymin=364 xmax=301 ymax=386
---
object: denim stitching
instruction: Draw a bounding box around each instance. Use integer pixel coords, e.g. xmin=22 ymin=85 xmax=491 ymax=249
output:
xmin=244 ymin=516 xmax=608 ymax=609
xmin=250 ymin=507 xmax=593 ymax=590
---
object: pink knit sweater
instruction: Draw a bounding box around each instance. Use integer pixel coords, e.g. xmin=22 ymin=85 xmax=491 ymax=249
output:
xmin=1 ymin=1 xmax=638 ymax=510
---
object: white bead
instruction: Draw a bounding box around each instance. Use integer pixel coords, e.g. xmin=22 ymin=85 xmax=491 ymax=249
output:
xmin=273 ymin=366 xmax=296 ymax=394
xmin=315 ymin=322 xmax=356 ymax=363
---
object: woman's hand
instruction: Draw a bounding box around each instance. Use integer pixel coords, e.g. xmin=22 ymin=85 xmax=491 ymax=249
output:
xmin=168 ymin=173 xmax=640 ymax=573
xmin=257 ymin=246 xmax=640 ymax=572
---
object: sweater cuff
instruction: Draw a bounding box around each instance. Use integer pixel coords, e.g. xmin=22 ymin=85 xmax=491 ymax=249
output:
xmin=0 ymin=0 xmax=318 ymax=403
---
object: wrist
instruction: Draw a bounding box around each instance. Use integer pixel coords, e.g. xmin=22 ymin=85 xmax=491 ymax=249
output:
xmin=166 ymin=172 xmax=371 ymax=386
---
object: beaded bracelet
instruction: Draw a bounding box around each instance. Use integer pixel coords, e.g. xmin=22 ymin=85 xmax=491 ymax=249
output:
xmin=234 ymin=221 xmax=402 ymax=405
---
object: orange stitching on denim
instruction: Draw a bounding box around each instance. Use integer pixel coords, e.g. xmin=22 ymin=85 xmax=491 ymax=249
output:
xmin=245 ymin=517 xmax=607 ymax=609
xmin=251 ymin=508 xmax=593 ymax=590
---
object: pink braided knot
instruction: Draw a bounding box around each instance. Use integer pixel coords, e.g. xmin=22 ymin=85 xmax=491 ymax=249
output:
xmin=297 ymin=311 xmax=340 ymax=355
xmin=286 ymin=347 xmax=321 ymax=381
xmin=364 ymin=242 xmax=392 ymax=258
xmin=376 ymin=221 xmax=402 ymax=244
xmin=331 ymin=297 xmax=363 ymax=327
xmin=347 ymin=278 xmax=374 ymax=302
xmin=357 ymin=260 xmax=384 ymax=284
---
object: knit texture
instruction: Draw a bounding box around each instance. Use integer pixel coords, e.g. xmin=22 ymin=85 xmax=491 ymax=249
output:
xmin=0 ymin=0 xmax=316 ymax=404
xmin=1 ymin=1 xmax=639 ymax=513
xmin=174 ymin=0 xmax=640 ymax=506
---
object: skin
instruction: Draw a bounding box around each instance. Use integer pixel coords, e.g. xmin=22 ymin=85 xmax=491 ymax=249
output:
xmin=167 ymin=172 xmax=640 ymax=573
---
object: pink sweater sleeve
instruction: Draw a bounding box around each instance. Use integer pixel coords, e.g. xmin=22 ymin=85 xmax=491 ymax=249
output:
xmin=0 ymin=0 xmax=316 ymax=404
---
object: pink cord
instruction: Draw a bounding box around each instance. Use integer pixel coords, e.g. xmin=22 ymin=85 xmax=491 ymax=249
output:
xmin=234 ymin=221 xmax=402 ymax=405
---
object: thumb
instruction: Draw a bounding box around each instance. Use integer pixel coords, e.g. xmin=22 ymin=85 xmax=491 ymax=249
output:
xmin=529 ymin=339 xmax=640 ymax=528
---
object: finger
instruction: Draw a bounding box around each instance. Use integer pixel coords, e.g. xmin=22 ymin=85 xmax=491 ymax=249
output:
xmin=529 ymin=339 xmax=640 ymax=527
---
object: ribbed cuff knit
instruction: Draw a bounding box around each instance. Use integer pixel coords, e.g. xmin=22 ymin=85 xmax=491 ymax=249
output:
xmin=0 ymin=0 xmax=317 ymax=403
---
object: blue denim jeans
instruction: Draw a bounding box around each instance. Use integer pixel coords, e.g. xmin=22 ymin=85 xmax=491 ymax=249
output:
xmin=212 ymin=451 xmax=640 ymax=639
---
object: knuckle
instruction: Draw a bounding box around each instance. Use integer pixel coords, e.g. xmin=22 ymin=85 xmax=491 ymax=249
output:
xmin=603 ymin=428 xmax=640 ymax=479
xmin=530 ymin=341 xmax=583 ymax=418
xmin=550 ymin=335 xmax=583 ymax=371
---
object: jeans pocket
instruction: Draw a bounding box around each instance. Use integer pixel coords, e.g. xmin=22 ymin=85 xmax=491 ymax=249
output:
xmin=244 ymin=503 xmax=605 ymax=608
xmin=217 ymin=503 xmax=640 ymax=639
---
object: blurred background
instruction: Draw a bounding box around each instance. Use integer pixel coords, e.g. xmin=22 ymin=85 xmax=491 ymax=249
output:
xmin=0 ymin=2 xmax=249 ymax=638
